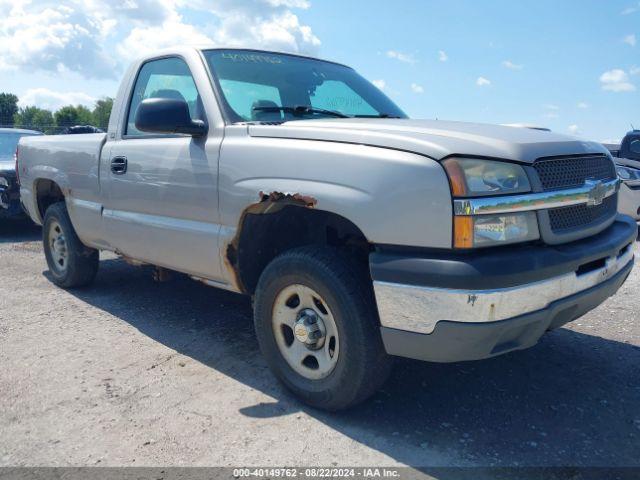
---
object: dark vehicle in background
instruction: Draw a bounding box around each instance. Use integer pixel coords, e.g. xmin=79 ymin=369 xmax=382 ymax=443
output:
xmin=619 ymin=129 xmax=640 ymax=161
xmin=62 ymin=125 xmax=104 ymax=134
xmin=0 ymin=128 xmax=42 ymax=219
xmin=605 ymin=130 xmax=640 ymax=224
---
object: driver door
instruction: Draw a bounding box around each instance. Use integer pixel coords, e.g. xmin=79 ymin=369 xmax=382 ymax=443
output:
xmin=101 ymin=56 xmax=224 ymax=280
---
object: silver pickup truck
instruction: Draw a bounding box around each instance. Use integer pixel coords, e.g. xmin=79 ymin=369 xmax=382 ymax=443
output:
xmin=17 ymin=47 xmax=637 ymax=410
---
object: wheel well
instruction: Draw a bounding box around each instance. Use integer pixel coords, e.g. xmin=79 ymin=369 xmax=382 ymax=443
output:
xmin=228 ymin=205 xmax=371 ymax=294
xmin=35 ymin=179 xmax=64 ymax=220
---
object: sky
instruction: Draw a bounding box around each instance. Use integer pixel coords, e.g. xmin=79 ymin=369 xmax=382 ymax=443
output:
xmin=0 ymin=0 xmax=638 ymax=142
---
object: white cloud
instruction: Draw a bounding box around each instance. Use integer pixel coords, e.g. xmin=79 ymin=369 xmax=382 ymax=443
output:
xmin=502 ymin=60 xmax=523 ymax=70
xmin=577 ymin=102 xmax=589 ymax=109
xmin=621 ymin=1 xmax=640 ymax=14
xmin=623 ymin=34 xmax=637 ymax=46
xmin=438 ymin=50 xmax=448 ymax=62
xmin=631 ymin=66 xmax=640 ymax=76
xmin=205 ymin=8 xmax=320 ymax=56
xmin=116 ymin=16 xmax=212 ymax=60
xmin=600 ymin=69 xmax=636 ymax=92
xmin=386 ymin=50 xmax=416 ymax=64
xmin=568 ymin=124 xmax=580 ymax=135
xmin=0 ymin=1 xmax=119 ymax=78
xmin=264 ymin=0 xmax=311 ymax=7
xmin=18 ymin=88 xmax=96 ymax=111
xmin=371 ymin=79 xmax=386 ymax=91
xmin=0 ymin=0 xmax=320 ymax=78
xmin=410 ymin=83 xmax=424 ymax=94
xmin=476 ymin=76 xmax=491 ymax=87
xmin=544 ymin=104 xmax=560 ymax=110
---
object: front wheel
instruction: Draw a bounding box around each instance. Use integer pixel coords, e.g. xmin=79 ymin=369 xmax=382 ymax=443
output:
xmin=254 ymin=246 xmax=391 ymax=411
xmin=43 ymin=202 xmax=99 ymax=288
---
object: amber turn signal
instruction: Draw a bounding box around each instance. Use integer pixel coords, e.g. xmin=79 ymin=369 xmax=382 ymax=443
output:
xmin=453 ymin=216 xmax=474 ymax=248
xmin=442 ymin=158 xmax=468 ymax=196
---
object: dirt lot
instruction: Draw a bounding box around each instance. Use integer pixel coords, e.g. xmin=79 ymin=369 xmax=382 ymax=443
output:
xmin=1 ymin=221 xmax=639 ymax=468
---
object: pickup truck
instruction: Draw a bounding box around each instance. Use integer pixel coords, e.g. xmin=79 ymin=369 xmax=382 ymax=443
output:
xmin=17 ymin=48 xmax=637 ymax=410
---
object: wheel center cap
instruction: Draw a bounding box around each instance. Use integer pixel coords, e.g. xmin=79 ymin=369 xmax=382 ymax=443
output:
xmin=294 ymin=309 xmax=326 ymax=349
xmin=53 ymin=237 xmax=66 ymax=254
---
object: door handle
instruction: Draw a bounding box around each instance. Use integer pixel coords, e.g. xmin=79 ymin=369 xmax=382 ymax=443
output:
xmin=110 ymin=156 xmax=127 ymax=175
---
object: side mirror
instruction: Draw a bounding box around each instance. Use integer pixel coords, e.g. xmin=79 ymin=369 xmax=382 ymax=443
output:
xmin=134 ymin=98 xmax=207 ymax=136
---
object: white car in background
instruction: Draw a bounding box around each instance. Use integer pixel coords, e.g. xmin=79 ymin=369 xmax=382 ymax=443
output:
xmin=615 ymin=158 xmax=640 ymax=224
xmin=604 ymin=131 xmax=640 ymax=226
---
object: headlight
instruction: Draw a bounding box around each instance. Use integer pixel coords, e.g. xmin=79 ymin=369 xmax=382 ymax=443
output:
xmin=443 ymin=158 xmax=531 ymax=197
xmin=0 ymin=177 xmax=9 ymax=188
xmin=444 ymin=157 xmax=538 ymax=248
xmin=454 ymin=212 xmax=540 ymax=248
xmin=616 ymin=165 xmax=640 ymax=182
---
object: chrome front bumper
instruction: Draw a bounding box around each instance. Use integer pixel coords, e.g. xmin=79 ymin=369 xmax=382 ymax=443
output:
xmin=373 ymin=242 xmax=635 ymax=336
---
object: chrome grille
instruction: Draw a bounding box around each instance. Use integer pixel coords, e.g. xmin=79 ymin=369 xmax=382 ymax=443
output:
xmin=548 ymin=195 xmax=617 ymax=232
xmin=533 ymin=155 xmax=616 ymax=191
xmin=533 ymin=155 xmax=618 ymax=238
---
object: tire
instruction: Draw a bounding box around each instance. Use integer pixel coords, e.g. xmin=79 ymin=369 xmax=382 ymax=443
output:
xmin=43 ymin=202 xmax=99 ymax=288
xmin=254 ymin=246 xmax=391 ymax=411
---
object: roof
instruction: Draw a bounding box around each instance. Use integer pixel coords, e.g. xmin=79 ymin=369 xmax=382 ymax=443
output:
xmin=143 ymin=46 xmax=351 ymax=69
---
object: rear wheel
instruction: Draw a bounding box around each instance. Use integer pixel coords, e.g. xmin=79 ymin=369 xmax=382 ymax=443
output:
xmin=254 ymin=246 xmax=391 ymax=411
xmin=43 ymin=202 xmax=99 ymax=288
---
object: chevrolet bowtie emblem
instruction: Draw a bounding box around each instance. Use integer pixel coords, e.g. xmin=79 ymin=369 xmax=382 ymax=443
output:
xmin=585 ymin=179 xmax=607 ymax=206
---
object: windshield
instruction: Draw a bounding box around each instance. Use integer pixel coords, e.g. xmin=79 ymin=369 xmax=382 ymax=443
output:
xmin=203 ymin=50 xmax=407 ymax=123
xmin=0 ymin=133 xmax=28 ymax=159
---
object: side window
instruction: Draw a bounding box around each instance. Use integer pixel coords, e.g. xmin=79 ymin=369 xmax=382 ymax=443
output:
xmin=629 ymin=139 xmax=640 ymax=155
xmin=310 ymin=80 xmax=377 ymax=116
xmin=126 ymin=57 xmax=203 ymax=136
xmin=219 ymin=79 xmax=282 ymax=121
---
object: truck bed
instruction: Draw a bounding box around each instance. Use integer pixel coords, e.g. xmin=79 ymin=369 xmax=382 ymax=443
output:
xmin=18 ymin=133 xmax=108 ymax=252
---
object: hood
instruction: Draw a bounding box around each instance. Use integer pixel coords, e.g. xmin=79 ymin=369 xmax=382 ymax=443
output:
xmin=248 ymin=118 xmax=608 ymax=163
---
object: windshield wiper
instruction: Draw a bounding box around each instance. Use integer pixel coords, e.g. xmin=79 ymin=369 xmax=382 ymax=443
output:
xmin=251 ymin=105 xmax=350 ymax=119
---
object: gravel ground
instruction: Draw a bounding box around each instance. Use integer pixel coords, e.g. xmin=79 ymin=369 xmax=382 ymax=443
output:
xmin=1 ymin=220 xmax=639 ymax=468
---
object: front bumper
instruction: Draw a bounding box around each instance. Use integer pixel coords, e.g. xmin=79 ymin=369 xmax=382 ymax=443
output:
xmin=0 ymin=172 xmax=25 ymax=219
xmin=371 ymin=216 xmax=637 ymax=363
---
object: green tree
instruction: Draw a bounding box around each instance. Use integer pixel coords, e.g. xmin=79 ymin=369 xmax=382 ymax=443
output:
xmin=0 ymin=92 xmax=19 ymax=127
xmin=54 ymin=105 xmax=94 ymax=129
xmin=14 ymin=106 xmax=55 ymax=134
xmin=92 ymin=97 xmax=114 ymax=130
